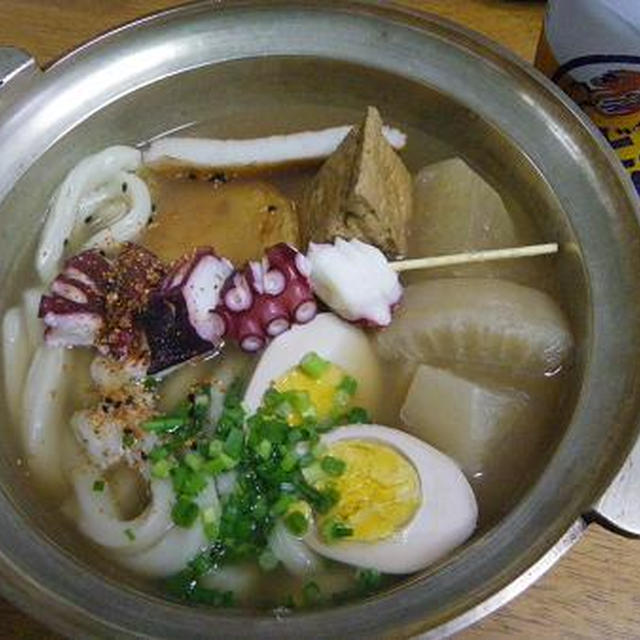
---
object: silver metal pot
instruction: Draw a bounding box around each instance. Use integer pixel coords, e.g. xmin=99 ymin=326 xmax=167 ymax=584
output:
xmin=1 ymin=2 xmax=640 ymax=638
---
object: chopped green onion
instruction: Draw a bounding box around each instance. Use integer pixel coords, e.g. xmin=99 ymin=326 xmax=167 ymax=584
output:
xmin=185 ymin=452 xmax=204 ymax=471
xmin=274 ymin=400 xmax=294 ymax=420
xmin=203 ymin=521 xmax=219 ymax=541
xmin=141 ymin=416 xmax=186 ymax=433
xmin=286 ymin=390 xmax=317 ymax=420
xmin=189 ymin=552 xmax=215 ymax=577
xmin=142 ymin=376 xmax=159 ymax=391
xmin=151 ymin=458 xmax=172 ymax=479
xmin=201 ymin=506 xmax=218 ymax=524
xmin=321 ymin=455 xmax=346 ymax=477
xmin=338 ymin=375 xmax=358 ymax=396
xmin=356 ymin=568 xmax=382 ymax=592
xmin=280 ymin=452 xmax=298 ymax=472
xmin=203 ymin=458 xmax=227 ymax=476
xmin=171 ymin=466 xmax=207 ymax=496
xmin=284 ymin=510 xmax=309 ymax=537
xmin=208 ymin=440 xmax=223 ymax=458
xmin=256 ymin=439 xmax=272 ymax=460
xmin=301 ymin=461 xmax=324 ymax=486
xmin=262 ymin=419 xmax=288 ymax=444
xmin=172 ymin=497 xmax=200 ymax=527
xmin=287 ymin=428 xmax=304 ymax=445
xmin=317 ymin=486 xmax=340 ymax=514
xmin=299 ymin=352 xmax=330 ymax=379
xmin=92 ymin=480 xmax=105 ymax=492
xmin=345 ymin=407 xmax=369 ymax=424
xmin=124 ymin=528 xmax=136 ymax=541
xmin=219 ymin=452 xmax=238 ymax=470
xmin=149 ymin=446 xmax=169 ymax=462
xmin=302 ymin=581 xmax=322 ymax=605
xmin=258 ymin=549 xmax=279 ymax=571
xmin=333 ymin=389 xmax=351 ymax=409
xmin=270 ymin=494 xmax=295 ymax=516
xmin=201 ymin=507 xmax=219 ymax=541
xmin=321 ymin=518 xmax=353 ymax=542
xmin=223 ymin=427 xmax=244 ymax=459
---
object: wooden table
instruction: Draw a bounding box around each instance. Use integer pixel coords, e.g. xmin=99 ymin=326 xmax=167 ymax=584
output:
xmin=1 ymin=1 xmax=639 ymax=639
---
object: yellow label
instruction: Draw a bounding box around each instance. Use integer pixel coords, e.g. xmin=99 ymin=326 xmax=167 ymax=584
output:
xmin=536 ymin=28 xmax=640 ymax=194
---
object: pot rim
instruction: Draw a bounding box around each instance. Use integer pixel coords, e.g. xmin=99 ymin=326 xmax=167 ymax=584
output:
xmin=1 ymin=2 xmax=639 ymax=639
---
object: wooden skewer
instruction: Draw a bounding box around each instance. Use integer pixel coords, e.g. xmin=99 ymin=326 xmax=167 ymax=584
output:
xmin=391 ymin=243 xmax=559 ymax=273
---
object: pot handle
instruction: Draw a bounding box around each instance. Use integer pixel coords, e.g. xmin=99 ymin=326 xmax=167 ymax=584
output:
xmin=0 ymin=47 xmax=39 ymax=95
xmin=589 ymin=437 xmax=640 ymax=536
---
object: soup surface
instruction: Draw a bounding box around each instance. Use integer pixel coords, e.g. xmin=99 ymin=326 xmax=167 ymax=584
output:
xmin=1 ymin=104 xmax=577 ymax=611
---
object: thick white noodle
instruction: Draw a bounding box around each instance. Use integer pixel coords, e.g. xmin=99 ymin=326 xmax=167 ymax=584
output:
xmin=22 ymin=288 xmax=44 ymax=352
xmin=81 ymin=172 xmax=152 ymax=251
xmin=36 ymin=145 xmax=142 ymax=283
xmin=268 ymin=520 xmax=320 ymax=576
xmin=72 ymin=466 xmax=174 ymax=553
xmin=117 ymin=479 xmax=220 ymax=577
xmin=76 ymin=179 xmax=125 ymax=223
xmin=21 ymin=345 xmax=71 ymax=494
xmin=142 ymin=124 xmax=407 ymax=168
xmin=2 ymin=307 xmax=30 ymax=423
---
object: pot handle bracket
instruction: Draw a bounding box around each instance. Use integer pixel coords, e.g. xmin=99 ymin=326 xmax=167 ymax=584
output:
xmin=0 ymin=47 xmax=40 ymax=100
xmin=589 ymin=437 xmax=640 ymax=536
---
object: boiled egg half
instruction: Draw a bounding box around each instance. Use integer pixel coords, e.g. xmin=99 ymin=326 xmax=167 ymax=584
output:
xmin=304 ymin=424 xmax=478 ymax=574
xmin=243 ymin=312 xmax=383 ymax=419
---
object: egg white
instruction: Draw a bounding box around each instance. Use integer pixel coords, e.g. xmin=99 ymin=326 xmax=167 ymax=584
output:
xmin=304 ymin=424 xmax=478 ymax=574
xmin=243 ymin=312 xmax=383 ymax=417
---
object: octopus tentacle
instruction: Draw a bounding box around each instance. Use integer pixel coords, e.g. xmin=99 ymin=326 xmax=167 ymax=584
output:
xmin=39 ymin=249 xmax=111 ymax=348
xmin=219 ymin=243 xmax=317 ymax=353
xmin=141 ymin=248 xmax=232 ymax=373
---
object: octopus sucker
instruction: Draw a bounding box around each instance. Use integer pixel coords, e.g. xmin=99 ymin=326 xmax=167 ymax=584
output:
xmin=218 ymin=243 xmax=317 ymax=353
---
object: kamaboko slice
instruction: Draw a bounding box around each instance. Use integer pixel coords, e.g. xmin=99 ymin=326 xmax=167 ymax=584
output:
xmin=376 ymin=278 xmax=573 ymax=377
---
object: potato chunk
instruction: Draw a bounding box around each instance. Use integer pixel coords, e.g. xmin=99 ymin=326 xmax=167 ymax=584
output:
xmin=301 ymin=107 xmax=412 ymax=257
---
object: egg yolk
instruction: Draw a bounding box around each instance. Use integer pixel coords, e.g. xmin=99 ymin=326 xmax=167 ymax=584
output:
xmin=274 ymin=363 xmax=347 ymax=424
xmin=319 ymin=440 xmax=421 ymax=542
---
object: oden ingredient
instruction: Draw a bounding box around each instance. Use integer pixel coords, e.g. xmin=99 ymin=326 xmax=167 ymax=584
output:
xmin=411 ymin=158 xmax=519 ymax=255
xmin=304 ymin=424 xmax=478 ymax=574
xmin=376 ymin=278 xmax=573 ymax=377
xmin=243 ymin=313 xmax=383 ymax=418
xmin=307 ymin=238 xmax=402 ymax=327
xmin=409 ymin=158 xmax=543 ymax=284
xmin=142 ymin=177 xmax=299 ymax=264
xmin=301 ymin=106 xmax=412 ymax=257
xmin=401 ymin=364 xmax=533 ymax=477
